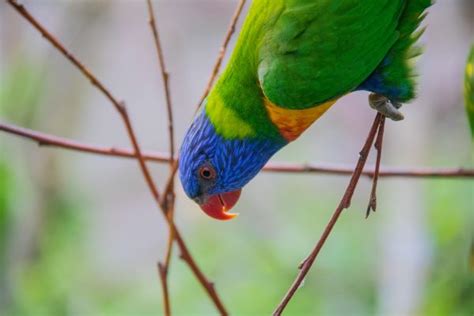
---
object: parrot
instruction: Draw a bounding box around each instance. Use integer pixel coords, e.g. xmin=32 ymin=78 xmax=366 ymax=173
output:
xmin=179 ymin=0 xmax=433 ymax=220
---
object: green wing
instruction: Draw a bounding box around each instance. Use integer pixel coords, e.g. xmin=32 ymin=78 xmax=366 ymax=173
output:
xmin=258 ymin=0 xmax=405 ymax=109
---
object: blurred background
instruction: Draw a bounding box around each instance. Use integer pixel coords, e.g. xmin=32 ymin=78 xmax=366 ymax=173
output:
xmin=0 ymin=0 xmax=473 ymax=315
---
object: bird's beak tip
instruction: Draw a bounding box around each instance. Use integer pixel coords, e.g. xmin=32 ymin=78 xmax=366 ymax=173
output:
xmin=198 ymin=189 xmax=242 ymax=221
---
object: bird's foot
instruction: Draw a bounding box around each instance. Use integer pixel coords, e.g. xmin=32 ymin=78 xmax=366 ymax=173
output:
xmin=369 ymin=93 xmax=404 ymax=121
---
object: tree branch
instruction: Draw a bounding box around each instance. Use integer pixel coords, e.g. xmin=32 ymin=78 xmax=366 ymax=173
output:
xmin=0 ymin=121 xmax=169 ymax=162
xmin=146 ymin=0 xmax=176 ymax=314
xmin=366 ymin=116 xmax=385 ymax=217
xmin=273 ymin=114 xmax=384 ymax=315
xmin=146 ymin=0 xmax=175 ymax=162
xmin=2 ymin=121 xmax=474 ymax=179
xmin=263 ymin=162 xmax=474 ymax=178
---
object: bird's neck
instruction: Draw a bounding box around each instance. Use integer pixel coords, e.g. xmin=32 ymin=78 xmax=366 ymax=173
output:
xmin=205 ymin=69 xmax=283 ymax=141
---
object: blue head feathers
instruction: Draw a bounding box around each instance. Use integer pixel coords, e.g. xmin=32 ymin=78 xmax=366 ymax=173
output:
xmin=179 ymin=107 xmax=285 ymax=205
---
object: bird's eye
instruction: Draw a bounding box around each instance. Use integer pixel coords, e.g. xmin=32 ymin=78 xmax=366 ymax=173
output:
xmin=199 ymin=165 xmax=216 ymax=180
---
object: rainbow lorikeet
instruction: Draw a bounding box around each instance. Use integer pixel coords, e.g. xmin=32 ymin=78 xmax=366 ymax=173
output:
xmin=179 ymin=0 xmax=432 ymax=220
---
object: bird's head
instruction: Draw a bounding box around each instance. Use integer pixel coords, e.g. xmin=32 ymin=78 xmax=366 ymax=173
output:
xmin=179 ymin=108 xmax=284 ymax=220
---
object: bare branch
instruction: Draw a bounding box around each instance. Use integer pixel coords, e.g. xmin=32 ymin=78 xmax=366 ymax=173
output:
xmin=157 ymin=262 xmax=171 ymax=316
xmin=0 ymin=121 xmax=169 ymax=162
xmin=2 ymin=121 xmax=474 ymax=179
xmin=263 ymin=162 xmax=474 ymax=178
xmin=146 ymin=0 xmax=175 ymax=162
xmin=146 ymin=1 xmax=176 ymax=314
xmin=366 ymin=116 xmax=385 ymax=217
xmin=273 ymin=114 xmax=383 ymax=315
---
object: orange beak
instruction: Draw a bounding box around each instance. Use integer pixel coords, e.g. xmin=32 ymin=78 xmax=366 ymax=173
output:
xmin=199 ymin=190 xmax=242 ymax=221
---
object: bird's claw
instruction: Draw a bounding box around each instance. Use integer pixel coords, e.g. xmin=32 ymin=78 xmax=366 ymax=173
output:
xmin=369 ymin=93 xmax=404 ymax=121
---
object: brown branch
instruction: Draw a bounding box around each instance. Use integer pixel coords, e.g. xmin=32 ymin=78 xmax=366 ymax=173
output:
xmin=366 ymin=116 xmax=385 ymax=217
xmin=0 ymin=121 xmax=170 ymax=162
xmin=273 ymin=114 xmax=383 ymax=315
xmin=6 ymin=1 xmax=228 ymax=314
xmin=146 ymin=1 xmax=176 ymax=314
xmin=157 ymin=262 xmax=171 ymax=316
xmin=146 ymin=0 xmax=175 ymax=162
xmin=2 ymin=121 xmax=474 ymax=179
xmin=263 ymin=162 xmax=474 ymax=178
xmin=146 ymin=1 xmax=247 ymax=313
xmin=155 ymin=2 xmax=247 ymax=310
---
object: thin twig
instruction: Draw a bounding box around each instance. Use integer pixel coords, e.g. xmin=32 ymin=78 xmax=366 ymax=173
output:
xmin=6 ymin=1 xmax=228 ymax=314
xmin=262 ymin=162 xmax=474 ymax=178
xmin=366 ymin=116 xmax=385 ymax=218
xmin=2 ymin=121 xmax=474 ymax=179
xmin=273 ymin=114 xmax=383 ymax=315
xmin=157 ymin=262 xmax=171 ymax=316
xmin=0 ymin=121 xmax=170 ymax=161
xmin=146 ymin=0 xmax=175 ymax=314
xmin=146 ymin=0 xmax=175 ymax=161
xmin=149 ymin=1 xmax=247 ymax=313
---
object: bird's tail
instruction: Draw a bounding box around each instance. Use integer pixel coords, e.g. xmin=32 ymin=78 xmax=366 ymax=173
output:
xmin=374 ymin=0 xmax=433 ymax=102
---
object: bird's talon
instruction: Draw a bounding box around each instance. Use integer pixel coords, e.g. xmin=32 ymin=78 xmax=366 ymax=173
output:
xmin=368 ymin=93 xmax=405 ymax=121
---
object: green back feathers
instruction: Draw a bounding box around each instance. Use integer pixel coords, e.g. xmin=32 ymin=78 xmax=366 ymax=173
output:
xmin=465 ymin=45 xmax=474 ymax=138
xmin=258 ymin=0 xmax=405 ymax=108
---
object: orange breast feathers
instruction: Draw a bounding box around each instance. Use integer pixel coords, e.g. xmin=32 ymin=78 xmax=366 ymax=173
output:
xmin=263 ymin=98 xmax=337 ymax=141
